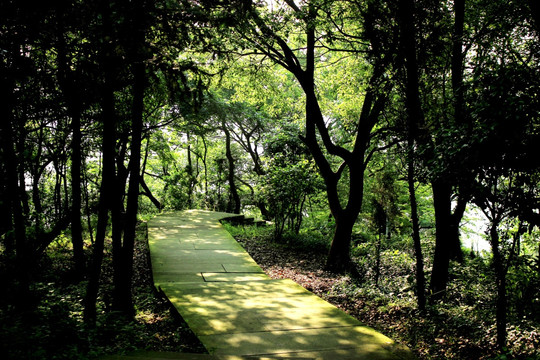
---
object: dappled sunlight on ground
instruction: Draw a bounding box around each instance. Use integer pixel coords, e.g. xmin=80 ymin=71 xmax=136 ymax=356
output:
xmin=147 ymin=210 xmax=414 ymax=359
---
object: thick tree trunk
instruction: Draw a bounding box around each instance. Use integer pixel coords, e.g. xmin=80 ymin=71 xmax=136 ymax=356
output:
xmin=430 ymin=180 xmax=453 ymax=300
xmin=325 ymin=211 xmax=356 ymax=272
xmin=448 ymin=0 xmax=467 ymax=265
xmin=430 ymin=182 xmax=466 ymax=300
xmin=0 ymin=82 xmax=29 ymax=309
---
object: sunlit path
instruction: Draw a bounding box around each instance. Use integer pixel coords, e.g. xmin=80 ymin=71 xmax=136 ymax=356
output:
xmin=146 ymin=210 xmax=414 ymax=360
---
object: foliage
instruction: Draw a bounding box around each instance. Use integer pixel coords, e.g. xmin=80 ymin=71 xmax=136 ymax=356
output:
xmin=262 ymin=126 xmax=324 ymax=240
xmin=0 ymin=225 xmax=205 ymax=359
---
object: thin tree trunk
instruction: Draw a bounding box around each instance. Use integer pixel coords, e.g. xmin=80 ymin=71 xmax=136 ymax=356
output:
xmin=399 ymin=0 xmax=427 ymax=310
xmin=452 ymin=0 xmax=466 ymax=126
xmin=16 ymin=134 xmax=30 ymax=217
xmin=490 ymin=221 xmax=507 ymax=349
xmin=82 ymin=161 xmax=95 ymax=245
xmin=31 ymin=125 xmax=45 ymax=224
xmin=84 ymin=81 xmax=116 ymax=325
xmin=375 ymin=232 xmax=382 ymax=287
xmin=112 ymin=62 xmax=145 ymax=318
xmin=201 ymin=134 xmax=209 ymax=204
xmin=223 ymin=125 xmax=240 ymax=214
xmin=140 ymin=138 xmax=161 ymax=210
xmin=408 ymin=157 xmax=426 ymax=311
xmin=140 ymin=177 xmax=161 ymax=210
xmin=186 ymin=132 xmax=194 ymax=208
xmin=55 ymin=0 xmax=84 ymax=275
xmin=70 ymin=108 xmax=85 ymax=277
xmin=0 ymin=70 xmax=16 ymax=256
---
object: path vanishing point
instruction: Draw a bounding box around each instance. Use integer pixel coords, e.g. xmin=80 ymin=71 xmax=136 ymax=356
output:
xmin=103 ymin=210 xmax=415 ymax=360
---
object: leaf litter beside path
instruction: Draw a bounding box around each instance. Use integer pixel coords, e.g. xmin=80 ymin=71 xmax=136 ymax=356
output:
xmin=231 ymin=231 xmax=539 ymax=360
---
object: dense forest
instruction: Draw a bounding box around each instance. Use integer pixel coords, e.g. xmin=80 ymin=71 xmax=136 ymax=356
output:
xmin=1 ymin=0 xmax=539 ymax=359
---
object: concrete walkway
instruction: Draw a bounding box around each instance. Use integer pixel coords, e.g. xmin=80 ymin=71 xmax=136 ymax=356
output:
xmin=148 ymin=210 xmax=414 ymax=360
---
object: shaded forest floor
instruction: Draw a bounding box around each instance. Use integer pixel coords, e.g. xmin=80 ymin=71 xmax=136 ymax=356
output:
xmin=229 ymin=225 xmax=540 ymax=360
xmin=0 ymin=223 xmax=206 ymax=359
xmin=2 ymin=222 xmax=538 ymax=359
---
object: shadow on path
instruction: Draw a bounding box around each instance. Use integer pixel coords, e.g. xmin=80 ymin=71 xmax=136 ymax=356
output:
xmin=147 ymin=210 xmax=415 ymax=360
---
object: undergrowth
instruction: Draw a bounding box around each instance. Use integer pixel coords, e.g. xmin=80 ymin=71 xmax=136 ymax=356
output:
xmin=0 ymin=223 xmax=205 ymax=360
xmin=228 ymin=223 xmax=540 ymax=360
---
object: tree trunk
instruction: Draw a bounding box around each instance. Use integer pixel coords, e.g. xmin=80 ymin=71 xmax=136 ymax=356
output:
xmin=398 ymin=0 xmax=426 ymax=311
xmin=31 ymin=126 xmax=45 ymax=224
xmin=325 ymin=210 xmax=356 ymax=272
xmin=0 ymin=79 xmax=29 ymax=309
xmin=374 ymin=231 xmax=382 ymax=287
xmin=452 ymin=0 xmax=466 ymax=126
xmin=430 ymin=180 xmax=452 ymax=301
xmin=70 ymin=107 xmax=85 ymax=277
xmin=84 ymin=80 xmax=116 ymax=325
xmin=112 ymin=62 xmax=145 ymax=318
xmin=56 ymin=26 xmax=86 ymax=277
xmin=447 ymin=0 xmax=467 ymax=265
xmin=202 ymin=134 xmax=209 ymax=204
xmin=82 ymin=161 xmax=95 ymax=244
xmin=449 ymin=196 xmax=467 ymax=263
xmin=141 ymin=177 xmax=162 ymax=210
xmin=408 ymin=156 xmax=426 ymax=311
xmin=16 ymin=134 xmax=30 ymax=217
xmin=110 ymin=151 xmax=127 ymax=313
xmin=186 ymin=133 xmax=194 ymax=209
xmin=528 ymin=0 xmax=540 ymax=33
xmin=243 ymin=4 xmax=387 ymax=273
xmin=140 ymin=143 xmax=162 ymax=210
xmin=223 ymin=125 xmax=240 ymax=214
xmin=490 ymin=221 xmax=507 ymax=349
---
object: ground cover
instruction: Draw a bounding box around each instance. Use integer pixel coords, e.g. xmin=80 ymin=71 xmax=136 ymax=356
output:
xmin=224 ymin=224 xmax=540 ymax=360
xmin=2 ymin=220 xmax=538 ymax=360
xmin=0 ymin=223 xmax=206 ymax=360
